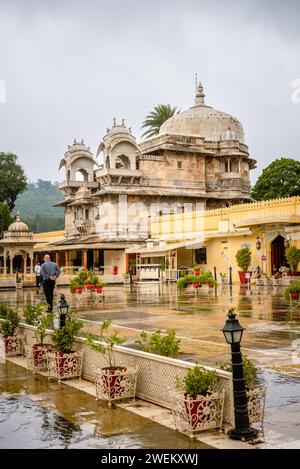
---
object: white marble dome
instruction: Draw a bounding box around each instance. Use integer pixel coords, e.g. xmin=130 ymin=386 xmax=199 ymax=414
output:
xmin=159 ymin=83 xmax=244 ymax=143
xmin=8 ymin=213 xmax=30 ymax=232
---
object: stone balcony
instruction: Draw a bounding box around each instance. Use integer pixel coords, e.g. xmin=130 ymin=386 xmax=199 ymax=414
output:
xmin=59 ymin=181 xmax=98 ymax=190
xmin=95 ymin=168 xmax=143 ymax=186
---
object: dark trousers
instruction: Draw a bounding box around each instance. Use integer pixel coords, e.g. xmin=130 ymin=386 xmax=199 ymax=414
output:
xmin=43 ymin=279 xmax=55 ymax=311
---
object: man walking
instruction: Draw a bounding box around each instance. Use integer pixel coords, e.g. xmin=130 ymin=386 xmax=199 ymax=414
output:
xmin=40 ymin=254 xmax=61 ymax=312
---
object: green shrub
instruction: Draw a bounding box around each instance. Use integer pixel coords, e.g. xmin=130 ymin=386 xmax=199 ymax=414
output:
xmin=178 ymin=364 xmax=218 ymax=397
xmin=177 ymin=277 xmax=188 ymax=291
xmin=285 ymin=246 xmax=300 ymax=272
xmin=23 ymin=302 xmax=47 ymax=325
xmin=35 ymin=313 xmax=54 ymax=345
xmin=218 ymin=355 xmax=257 ymax=389
xmin=235 ymin=247 xmax=252 ymax=272
xmin=135 ymin=329 xmax=181 ymax=358
xmin=0 ymin=302 xmax=9 ymax=319
xmin=0 ymin=309 xmax=20 ymax=337
xmin=51 ymin=311 xmax=83 ymax=353
xmin=85 ymin=319 xmax=126 ymax=368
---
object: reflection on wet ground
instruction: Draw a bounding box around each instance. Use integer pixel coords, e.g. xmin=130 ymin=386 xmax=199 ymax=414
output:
xmin=0 ymin=362 xmax=209 ymax=449
xmin=1 ymin=283 xmax=300 ymax=372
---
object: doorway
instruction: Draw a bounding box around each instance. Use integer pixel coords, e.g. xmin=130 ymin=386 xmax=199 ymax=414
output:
xmin=271 ymin=235 xmax=286 ymax=274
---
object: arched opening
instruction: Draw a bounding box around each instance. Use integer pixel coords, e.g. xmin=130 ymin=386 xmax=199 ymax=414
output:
xmin=75 ymin=169 xmax=89 ymax=182
xmin=115 ymin=155 xmax=130 ymax=169
xmin=271 ymin=235 xmax=286 ymax=274
xmin=67 ymin=169 xmax=71 ymax=182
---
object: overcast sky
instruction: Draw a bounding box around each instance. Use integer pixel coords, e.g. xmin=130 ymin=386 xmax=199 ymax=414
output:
xmin=0 ymin=0 xmax=299 ymax=184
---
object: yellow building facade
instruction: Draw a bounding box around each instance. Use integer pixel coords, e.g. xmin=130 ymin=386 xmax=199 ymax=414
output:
xmin=127 ymin=196 xmax=300 ymax=283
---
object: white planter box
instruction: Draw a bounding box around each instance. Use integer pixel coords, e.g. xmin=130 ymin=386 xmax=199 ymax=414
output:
xmin=172 ymin=390 xmax=225 ymax=437
xmin=46 ymin=350 xmax=83 ymax=382
xmin=1 ymin=335 xmax=23 ymax=356
xmin=94 ymin=366 xmax=138 ymax=404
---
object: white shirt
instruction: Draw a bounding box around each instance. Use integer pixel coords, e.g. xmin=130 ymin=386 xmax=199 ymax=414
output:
xmin=35 ymin=264 xmax=41 ymax=275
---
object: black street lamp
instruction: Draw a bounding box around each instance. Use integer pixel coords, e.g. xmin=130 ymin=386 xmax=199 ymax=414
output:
xmin=57 ymin=294 xmax=69 ymax=328
xmin=221 ymin=308 xmax=258 ymax=441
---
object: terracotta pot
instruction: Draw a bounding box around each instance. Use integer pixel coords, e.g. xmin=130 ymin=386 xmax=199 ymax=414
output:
xmin=101 ymin=366 xmax=127 ymax=398
xmin=192 ymin=283 xmax=200 ymax=289
xmin=238 ymin=271 xmax=252 ymax=284
xmin=81 ymin=274 xmax=88 ymax=281
xmin=194 ymin=269 xmax=200 ymax=276
xmin=75 ymin=287 xmax=83 ymax=294
xmin=96 ymin=286 xmax=103 ymax=294
xmin=184 ymin=393 xmax=212 ymax=429
xmin=85 ymin=283 xmax=94 ymax=291
xmin=290 ymin=291 xmax=299 ymax=301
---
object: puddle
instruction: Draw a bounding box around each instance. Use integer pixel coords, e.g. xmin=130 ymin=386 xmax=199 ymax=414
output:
xmin=0 ymin=362 xmax=209 ymax=449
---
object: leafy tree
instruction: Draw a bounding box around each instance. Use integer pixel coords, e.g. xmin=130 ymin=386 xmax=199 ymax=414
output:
xmin=0 ymin=153 xmax=27 ymax=210
xmin=251 ymin=158 xmax=300 ymax=200
xmin=0 ymin=202 xmax=12 ymax=238
xmin=14 ymin=180 xmax=64 ymax=232
xmin=141 ymin=104 xmax=179 ymax=138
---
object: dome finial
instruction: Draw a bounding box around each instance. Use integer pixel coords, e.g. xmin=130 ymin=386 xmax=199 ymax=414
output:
xmin=15 ymin=211 xmax=20 ymax=222
xmin=195 ymin=81 xmax=205 ymax=106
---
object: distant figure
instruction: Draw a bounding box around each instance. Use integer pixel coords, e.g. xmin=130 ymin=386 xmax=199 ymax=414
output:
xmin=40 ymin=254 xmax=61 ymax=312
xmin=34 ymin=261 xmax=42 ymax=288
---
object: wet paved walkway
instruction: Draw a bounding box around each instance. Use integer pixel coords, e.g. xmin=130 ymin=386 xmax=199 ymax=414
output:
xmin=1 ymin=283 xmax=300 ymax=447
xmin=0 ymin=361 xmax=209 ymax=449
xmin=2 ymin=283 xmax=299 ymax=372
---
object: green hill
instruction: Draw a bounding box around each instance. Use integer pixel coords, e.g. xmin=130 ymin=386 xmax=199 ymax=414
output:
xmin=14 ymin=180 xmax=64 ymax=232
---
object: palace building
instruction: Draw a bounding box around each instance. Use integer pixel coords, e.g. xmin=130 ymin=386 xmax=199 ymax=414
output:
xmin=28 ymin=82 xmax=256 ymax=276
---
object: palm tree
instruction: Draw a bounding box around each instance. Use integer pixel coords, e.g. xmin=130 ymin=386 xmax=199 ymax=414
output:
xmin=141 ymin=104 xmax=179 ymax=138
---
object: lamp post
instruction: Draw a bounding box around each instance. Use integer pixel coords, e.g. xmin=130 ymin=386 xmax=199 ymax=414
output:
xmin=221 ymin=309 xmax=258 ymax=441
xmin=57 ymin=294 xmax=69 ymax=328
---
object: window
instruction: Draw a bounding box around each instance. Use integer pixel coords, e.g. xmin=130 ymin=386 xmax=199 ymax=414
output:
xmin=195 ymin=248 xmax=207 ymax=265
xmin=85 ymin=209 xmax=89 ymax=219
xmin=136 ymin=160 xmax=140 ymax=170
xmin=177 ymin=161 xmax=182 ymax=169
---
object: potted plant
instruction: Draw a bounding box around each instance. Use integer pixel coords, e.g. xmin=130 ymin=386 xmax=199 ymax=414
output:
xmin=285 ymin=245 xmax=300 ymax=276
xmin=193 ymin=265 xmax=201 ymax=276
xmin=70 ymin=277 xmax=80 ymax=294
xmin=0 ymin=307 xmax=22 ymax=356
xmin=47 ymin=311 xmax=83 ymax=382
xmin=284 ymin=281 xmax=300 ymax=302
xmin=235 ymin=247 xmax=252 ymax=284
xmin=84 ymin=277 xmax=95 ymax=291
xmin=85 ymin=319 xmax=137 ymax=403
xmin=177 ymin=277 xmax=188 ymax=292
xmin=135 ymin=328 xmax=181 ymax=358
xmin=172 ymin=365 xmax=225 ymax=436
xmin=79 ymin=269 xmax=90 ymax=281
xmin=95 ymin=280 xmax=106 ymax=294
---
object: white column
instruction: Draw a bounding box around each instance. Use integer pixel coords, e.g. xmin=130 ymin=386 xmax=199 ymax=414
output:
xmin=9 ymin=255 xmax=13 ymax=275
xmin=23 ymin=255 xmax=27 ymax=277
xmin=30 ymin=254 xmax=33 ymax=275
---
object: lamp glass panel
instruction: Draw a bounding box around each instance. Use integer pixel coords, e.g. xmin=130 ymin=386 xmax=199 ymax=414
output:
xmin=233 ymin=330 xmax=243 ymax=344
xmin=223 ymin=330 xmax=233 ymax=344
